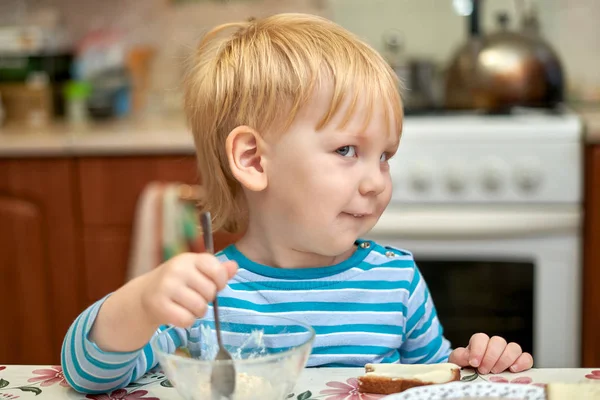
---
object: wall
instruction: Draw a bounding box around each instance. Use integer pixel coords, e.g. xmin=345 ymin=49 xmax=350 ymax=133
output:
xmin=23 ymin=0 xmax=328 ymax=112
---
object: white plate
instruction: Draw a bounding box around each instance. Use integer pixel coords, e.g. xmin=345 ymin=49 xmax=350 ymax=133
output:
xmin=382 ymin=382 xmax=545 ymax=400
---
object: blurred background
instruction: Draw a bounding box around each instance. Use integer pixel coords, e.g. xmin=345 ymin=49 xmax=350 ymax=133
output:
xmin=0 ymin=0 xmax=598 ymax=123
xmin=0 ymin=0 xmax=599 ymax=372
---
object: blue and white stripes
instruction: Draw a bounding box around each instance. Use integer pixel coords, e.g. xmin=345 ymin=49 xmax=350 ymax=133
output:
xmin=61 ymin=240 xmax=451 ymax=393
xmin=62 ymin=298 xmax=156 ymax=393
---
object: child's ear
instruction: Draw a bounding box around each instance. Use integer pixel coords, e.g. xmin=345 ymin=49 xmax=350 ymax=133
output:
xmin=226 ymin=126 xmax=268 ymax=191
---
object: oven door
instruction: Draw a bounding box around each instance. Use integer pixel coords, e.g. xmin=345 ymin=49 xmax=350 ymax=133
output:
xmin=366 ymin=205 xmax=582 ymax=368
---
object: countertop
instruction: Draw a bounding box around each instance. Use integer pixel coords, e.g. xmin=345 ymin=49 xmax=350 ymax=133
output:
xmin=2 ymin=109 xmax=600 ymax=158
xmin=0 ymin=116 xmax=195 ymax=158
xmin=579 ymin=107 xmax=600 ymax=144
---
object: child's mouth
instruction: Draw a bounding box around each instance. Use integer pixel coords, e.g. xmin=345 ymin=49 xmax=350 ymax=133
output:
xmin=343 ymin=212 xmax=370 ymax=218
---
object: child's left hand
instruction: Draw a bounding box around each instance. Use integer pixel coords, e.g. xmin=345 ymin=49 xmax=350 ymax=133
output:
xmin=448 ymin=333 xmax=533 ymax=374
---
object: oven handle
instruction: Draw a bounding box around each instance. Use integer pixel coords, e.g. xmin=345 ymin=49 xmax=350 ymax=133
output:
xmin=369 ymin=206 xmax=581 ymax=239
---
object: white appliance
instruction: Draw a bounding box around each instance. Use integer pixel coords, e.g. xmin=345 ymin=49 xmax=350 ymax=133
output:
xmin=368 ymin=110 xmax=583 ymax=368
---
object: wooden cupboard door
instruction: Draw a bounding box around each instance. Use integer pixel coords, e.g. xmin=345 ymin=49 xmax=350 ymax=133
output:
xmin=0 ymin=195 xmax=55 ymax=364
xmin=0 ymin=158 xmax=83 ymax=365
xmin=82 ymin=226 xmax=130 ymax=304
xmin=583 ymin=145 xmax=600 ymax=367
xmin=77 ymin=156 xmax=242 ymax=305
xmin=78 ymin=156 xmax=199 ymax=226
xmin=78 ymin=156 xmax=200 ymax=304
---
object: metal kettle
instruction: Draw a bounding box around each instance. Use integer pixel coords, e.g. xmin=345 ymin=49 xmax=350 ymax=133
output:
xmin=445 ymin=0 xmax=564 ymax=111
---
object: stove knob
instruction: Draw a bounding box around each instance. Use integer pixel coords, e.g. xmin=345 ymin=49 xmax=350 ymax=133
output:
xmin=445 ymin=164 xmax=468 ymax=193
xmin=514 ymin=160 xmax=543 ymax=192
xmin=409 ymin=162 xmax=434 ymax=193
xmin=481 ymin=159 xmax=506 ymax=193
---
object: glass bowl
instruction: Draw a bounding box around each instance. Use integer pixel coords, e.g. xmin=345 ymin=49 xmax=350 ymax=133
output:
xmin=151 ymin=313 xmax=315 ymax=400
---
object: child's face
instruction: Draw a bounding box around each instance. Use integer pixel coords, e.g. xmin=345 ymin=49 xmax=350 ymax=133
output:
xmin=260 ymin=88 xmax=400 ymax=256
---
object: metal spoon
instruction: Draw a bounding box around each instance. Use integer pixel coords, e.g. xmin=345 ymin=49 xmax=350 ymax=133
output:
xmin=200 ymin=212 xmax=236 ymax=399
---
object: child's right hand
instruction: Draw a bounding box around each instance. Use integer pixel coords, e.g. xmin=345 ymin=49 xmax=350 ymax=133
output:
xmin=137 ymin=253 xmax=238 ymax=328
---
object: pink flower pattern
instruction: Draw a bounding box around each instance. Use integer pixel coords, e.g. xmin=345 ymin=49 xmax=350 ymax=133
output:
xmin=4 ymin=367 xmax=600 ymax=398
xmin=489 ymin=375 xmax=546 ymax=388
xmin=489 ymin=376 xmax=533 ymax=384
xmin=27 ymin=366 xmax=69 ymax=387
xmin=27 ymin=365 xmax=69 ymax=387
xmin=320 ymin=378 xmax=385 ymax=400
xmin=85 ymin=389 xmax=159 ymax=400
xmin=586 ymin=370 xmax=600 ymax=380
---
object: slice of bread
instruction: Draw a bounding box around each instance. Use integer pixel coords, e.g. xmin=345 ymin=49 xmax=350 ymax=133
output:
xmin=357 ymin=363 xmax=461 ymax=395
xmin=546 ymin=382 xmax=600 ymax=400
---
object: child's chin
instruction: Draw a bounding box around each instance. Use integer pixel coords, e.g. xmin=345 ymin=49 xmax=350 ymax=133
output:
xmin=325 ymin=235 xmax=362 ymax=255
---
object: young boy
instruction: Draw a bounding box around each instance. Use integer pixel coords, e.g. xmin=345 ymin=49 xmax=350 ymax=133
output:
xmin=61 ymin=13 xmax=533 ymax=393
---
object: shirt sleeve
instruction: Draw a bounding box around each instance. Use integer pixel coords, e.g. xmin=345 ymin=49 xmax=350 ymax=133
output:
xmin=61 ymin=296 xmax=185 ymax=394
xmin=400 ymin=265 xmax=452 ymax=364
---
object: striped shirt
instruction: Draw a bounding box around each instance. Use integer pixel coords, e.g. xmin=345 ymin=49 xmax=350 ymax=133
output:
xmin=61 ymin=240 xmax=451 ymax=393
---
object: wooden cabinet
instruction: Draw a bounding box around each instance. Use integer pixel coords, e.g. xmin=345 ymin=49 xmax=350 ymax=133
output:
xmin=0 ymin=156 xmax=203 ymax=364
xmin=0 ymin=154 xmax=241 ymax=365
xmin=76 ymin=156 xmax=199 ymax=304
xmin=583 ymin=145 xmax=600 ymax=367
xmin=0 ymin=159 xmax=84 ymax=365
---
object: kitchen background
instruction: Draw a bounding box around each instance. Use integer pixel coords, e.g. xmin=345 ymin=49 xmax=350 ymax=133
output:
xmin=1 ymin=0 xmax=599 ymax=123
xmin=1 ymin=0 xmax=599 ymax=373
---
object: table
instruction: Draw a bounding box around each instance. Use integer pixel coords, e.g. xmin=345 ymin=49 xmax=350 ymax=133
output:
xmin=0 ymin=364 xmax=598 ymax=399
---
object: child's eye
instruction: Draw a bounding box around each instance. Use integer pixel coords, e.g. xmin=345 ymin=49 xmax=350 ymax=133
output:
xmin=336 ymin=145 xmax=357 ymax=158
xmin=380 ymin=153 xmax=388 ymax=162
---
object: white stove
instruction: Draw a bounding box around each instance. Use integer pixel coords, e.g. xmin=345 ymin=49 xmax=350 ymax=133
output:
xmin=392 ymin=111 xmax=582 ymax=205
xmin=368 ymin=109 xmax=584 ymax=368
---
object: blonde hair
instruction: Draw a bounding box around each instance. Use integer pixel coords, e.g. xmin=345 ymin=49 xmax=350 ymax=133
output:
xmin=184 ymin=13 xmax=403 ymax=233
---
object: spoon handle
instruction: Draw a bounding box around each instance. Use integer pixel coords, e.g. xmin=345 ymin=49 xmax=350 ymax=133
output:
xmin=200 ymin=212 xmax=214 ymax=254
xmin=200 ymin=212 xmax=224 ymax=348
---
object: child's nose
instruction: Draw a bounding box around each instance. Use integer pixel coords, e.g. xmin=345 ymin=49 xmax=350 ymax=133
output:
xmin=358 ymin=166 xmax=387 ymax=196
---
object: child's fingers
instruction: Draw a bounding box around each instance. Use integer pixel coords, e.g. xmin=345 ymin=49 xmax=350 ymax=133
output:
xmin=491 ymin=342 xmax=522 ymax=374
xmin=478 ymin=336 xmax=507 ymax=374
xmin=223 ymin=261 xmax=239 ymax=279
xmin=448 ymin=347 xmax=470 ymax=366
xmin=193 ymin=254 xmax=230 ymax=289
xmin=467 ymin=333 xmax=489 ymax=368
xmin=172 ymin=286 xmax=210 ymax=318
xmin=185 ymin=270 xmax=218 ymax=303
xmin=509 ymin=352 xmax=534 ymax=373
xmin=162 ymin=301 xmax=197 ymax=328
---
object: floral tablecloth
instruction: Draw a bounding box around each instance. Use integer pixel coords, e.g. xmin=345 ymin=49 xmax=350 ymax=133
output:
xmin=0 ymin=365 xmax=599 ymax=400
